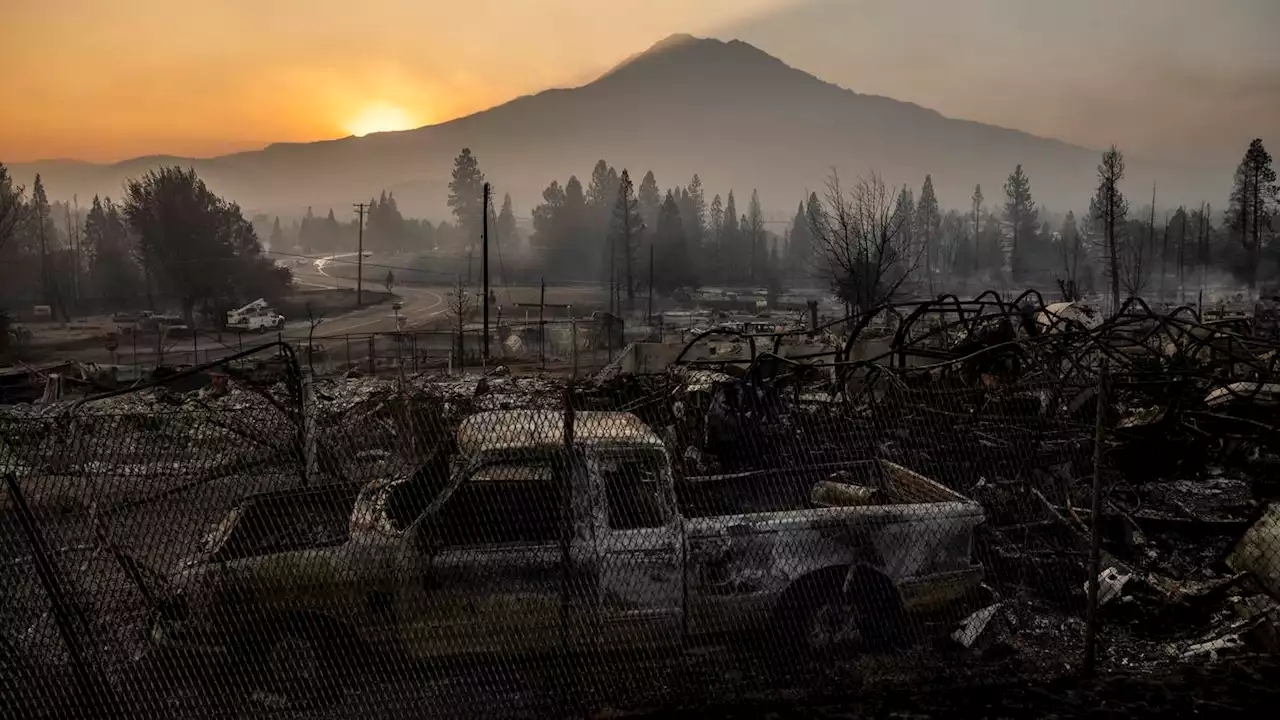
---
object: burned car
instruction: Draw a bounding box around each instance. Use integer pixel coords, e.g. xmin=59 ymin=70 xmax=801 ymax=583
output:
xmin=153 ymin=410 xmax=986 ymax=694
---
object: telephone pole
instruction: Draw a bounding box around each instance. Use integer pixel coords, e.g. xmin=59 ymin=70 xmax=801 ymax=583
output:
xmin=482 ymin=182 xmax=491 ymax=361
xmin=647 ymin=243 xmax=654 ymax=324
xmin=353 ymin=203 xmax=367 ymax=307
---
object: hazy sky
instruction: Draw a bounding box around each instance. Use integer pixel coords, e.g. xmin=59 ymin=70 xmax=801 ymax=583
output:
xmin=3 ymin=0 xmax=1276 ymax=164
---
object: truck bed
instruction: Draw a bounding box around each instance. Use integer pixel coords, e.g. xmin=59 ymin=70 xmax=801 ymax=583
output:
xmin=677 ymin=459 xmax=968 ymax=519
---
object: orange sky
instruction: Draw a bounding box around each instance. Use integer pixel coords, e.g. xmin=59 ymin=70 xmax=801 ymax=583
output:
xmin=0 ymin=0 xmax=795 ymax=162
xmin=4 ymin=1 xmax=1275 ymax=164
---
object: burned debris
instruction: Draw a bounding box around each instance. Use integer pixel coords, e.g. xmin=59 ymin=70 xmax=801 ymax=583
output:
xmin=4 ymin=291 xmax=1280 ymax=716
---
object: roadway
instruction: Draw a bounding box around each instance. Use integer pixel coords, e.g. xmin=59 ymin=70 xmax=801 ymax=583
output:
xmin=289 ymin=253 xmax=446 ymax=337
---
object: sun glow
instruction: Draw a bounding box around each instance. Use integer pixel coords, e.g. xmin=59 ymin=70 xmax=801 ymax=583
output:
xmin=345 ymin=104 xmax=417 ymax=137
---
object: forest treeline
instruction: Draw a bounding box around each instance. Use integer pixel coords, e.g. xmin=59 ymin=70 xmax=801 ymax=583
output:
xmin=1 ymin=137 xmax=1275 ymax=322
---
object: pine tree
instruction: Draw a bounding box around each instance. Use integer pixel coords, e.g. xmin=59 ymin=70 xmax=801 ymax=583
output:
xmin=638 ymin=171 xmax=661 ymax=230
xmin=562 ymin=176 xmax=588 ymax=271
xmin=788 ymin=200 xmax=813 ymax=283
xmin=269 ymin=217 xmax=284 ymax=250
xmin=723 ymin=191 xmax=740 ymax=285
xmin=1227 ymin=138 xmax=1278 ymax=294
xmin=685 ymin=175 xmax=706 ymax=251
xmin=447 ymin=148 xmax=486 ymax=251
xmin=767 ymin=237 xmax=782 ymax=293
xmin=916 ymin=176 xmax=941 ymax=292
xmin=1004 ymin=164 xmax=1037 ymax=280
xmin=83 ymin=195 xmax=138 ymax=304
xmin=654 ymin=190 xmax=693 ymax=294
xmin=497 ymin=194 xmax=517 ymax=249
xmin=610 ymin=170 xmax=643 ymax=307
xmin=325 ymin=209 xmax=341 ymax=251
xmin=747 ymin=190 xmax=766 ymax=285
xmin=299 ymin=207 xmax=317 ymax=251
xmin=381 ymin=192 xmax=406 ymax=249
xmin=586 ymin=159 xmax=619 ymax=249
xmin=532 ymin=180 xmax=566 ymax=266
xmin=29 ymin=174 xmax=57 ymax=308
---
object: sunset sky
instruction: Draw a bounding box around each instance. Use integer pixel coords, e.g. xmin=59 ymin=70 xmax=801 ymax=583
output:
xmin=3 ymin=0 xmax=1276 ymax=164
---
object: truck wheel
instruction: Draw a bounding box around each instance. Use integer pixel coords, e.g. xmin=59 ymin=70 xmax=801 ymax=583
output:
xmin=264 ymin=630 xmax=331 ymax=704
xmin=778 ymin=570 xmax=903 ymax=658
xmin=797 ymin=586 xmax=865 ymax=655
xmin=238 ymin=618 xmax=344 ymax=709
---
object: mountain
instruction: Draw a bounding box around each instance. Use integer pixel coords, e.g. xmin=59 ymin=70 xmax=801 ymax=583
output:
xmin=8 ymin=34 xmax=1218 ymax=219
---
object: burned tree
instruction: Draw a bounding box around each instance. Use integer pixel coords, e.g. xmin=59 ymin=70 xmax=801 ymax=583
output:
xmin=1056 ymin=211 xmax=1085 ymax=301
xmin=809 ymin=171 xmax=918 ymax=316
xmin=1116 ymin=183 xmax=1157 ymax=301
xmin=446 ymin=275 xmax=473 ymax=364
xmin=1092 ymin=146 xmax=1130 ymax=312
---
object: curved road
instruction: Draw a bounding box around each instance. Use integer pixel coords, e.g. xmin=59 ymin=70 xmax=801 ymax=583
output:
xmin=293 ymin=253 xmax=445 ymax=337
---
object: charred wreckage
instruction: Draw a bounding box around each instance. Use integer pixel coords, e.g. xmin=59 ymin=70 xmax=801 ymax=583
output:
xmin=3 ymin=290 xmax=1280 ymax=713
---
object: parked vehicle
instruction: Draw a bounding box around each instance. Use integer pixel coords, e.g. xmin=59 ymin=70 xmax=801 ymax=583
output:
xmin=226 ymin=299 xmax=285 ymax=332
xmin=152 ymin=410 xmax=985 ymax=693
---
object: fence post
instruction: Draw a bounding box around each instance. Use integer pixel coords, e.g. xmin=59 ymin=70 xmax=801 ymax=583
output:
xmin=5 ymin=474 xmax=120 ymax=716
xmin=1084 ymin=358 xmax=1109 ymax=674
xmin=560 ymin=385 xmax=575 ymax=658
xmin=301 ymin=372 xmax=317 ymax=486
xmin=367 ymin=336 xmax=376 ymax=375
xmin=571 ymin=318 xmax=578 ymax=380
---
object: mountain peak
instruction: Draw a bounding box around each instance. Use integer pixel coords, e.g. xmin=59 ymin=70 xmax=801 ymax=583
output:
xmin=594 ymin=33 xmax=798 ymax=88
xmin=647 ymin=32 xmax=700 ymax=53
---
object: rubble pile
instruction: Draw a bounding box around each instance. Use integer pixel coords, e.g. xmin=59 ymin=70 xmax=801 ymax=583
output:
xmin=650 ymin=293 xmax=1280 ymax=670
xmin=0 ymin=365 xmax=569 ymax=502
xmin=4 ymin=291 xmax=1280 ymax=709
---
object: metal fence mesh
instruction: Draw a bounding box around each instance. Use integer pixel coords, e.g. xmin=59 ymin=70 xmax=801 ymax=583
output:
xmin=3 ymin=293 xmax=1280 ymax=717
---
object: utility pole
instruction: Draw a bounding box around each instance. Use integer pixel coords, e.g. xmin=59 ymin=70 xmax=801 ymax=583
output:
xmin=1160 ymin=214 xmax=1170 ymax=303
xmin=353 ymin=203 xmax=367 ymax=307
xmin=539 ymin=278 xmax=546 ymax=370
xmin=36 ymin=199 xmax=50 ymax=310
xmin=64 ymin=204 xmax=77 ymax=310
xmin=73 ymin=196 xmax=81 ymax=307
xmin=1178 ymin=209 xmax=1188 ymax=306
xmin=482 ymin=182 xmax=491 ymax=361
xmin=647 ymin=243 xmax=654 ymax=324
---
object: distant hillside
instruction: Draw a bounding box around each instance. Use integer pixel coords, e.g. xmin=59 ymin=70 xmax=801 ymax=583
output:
xmin=9 ymin=34 xmax=1221 ymax=219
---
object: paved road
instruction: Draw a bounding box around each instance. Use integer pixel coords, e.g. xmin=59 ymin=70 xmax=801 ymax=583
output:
xmin=292 ymin=253 xmax=446 ymax=337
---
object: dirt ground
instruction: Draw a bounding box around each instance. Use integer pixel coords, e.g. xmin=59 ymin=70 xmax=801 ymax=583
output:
xmin=639 ymin=658 xmax=1280 ymax=719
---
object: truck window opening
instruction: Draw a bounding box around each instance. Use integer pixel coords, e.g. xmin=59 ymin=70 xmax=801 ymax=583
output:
xmin=601 ymin=453 xmax=668 ymax=530
xmin=434 ymin=460 xmax=563 ymax=546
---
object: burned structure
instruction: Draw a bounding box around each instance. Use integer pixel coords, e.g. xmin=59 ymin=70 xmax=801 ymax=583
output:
xmin=3 ymin=289 xmax=1280 ymax=717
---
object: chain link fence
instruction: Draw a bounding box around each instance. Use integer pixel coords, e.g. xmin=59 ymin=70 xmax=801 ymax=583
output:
xmin=3 ymin=292 xmax=1279 ymax=717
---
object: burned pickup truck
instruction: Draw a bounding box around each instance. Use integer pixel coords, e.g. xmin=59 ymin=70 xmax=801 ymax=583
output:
xmin=153 ymin=410 xmax=985 ymax=689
